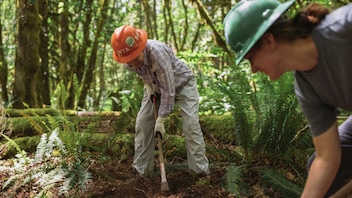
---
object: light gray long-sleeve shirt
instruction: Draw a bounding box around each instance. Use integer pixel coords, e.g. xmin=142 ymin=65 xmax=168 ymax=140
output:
xmin=124 ymin=40 xmax=193 ymax=117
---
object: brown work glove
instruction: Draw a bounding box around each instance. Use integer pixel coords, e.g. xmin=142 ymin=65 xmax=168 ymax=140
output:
xmin=154 ymin=117 xmax=166 ymax=139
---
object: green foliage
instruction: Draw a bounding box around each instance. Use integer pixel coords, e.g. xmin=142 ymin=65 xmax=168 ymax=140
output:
xmin=252 ymin=90 xmax=305 ymax=159
xmin=107 ymin=133 xmax=134 ymax=161
xmin=1 ymin=128 xmax=91 ymax=197
xmin=214 ymin=65 xmax=256 ymax=162
xmin=199 ymin=113 xmax=236 ymax=144
xmin=164 ymin=135 xmax=187 ymax=159
xmin=214 ymin=62 xmax=308 ymax=166
xmin=209 ymin=63 xmax=310 ymax=196
xmin=20 ymin=104 xmax=51 ymax=135
xmin=225 ymin=164 xmax=247 ymax=195
xmin=1 ymin=133 xmax=25 ymax=157
xmin=259 ymin=167 xmax=303 ymax=197
xmin=1 ymin=81 xmax=93 ymax=196
xmin=119 ymin=87 xmax=143 ymax=115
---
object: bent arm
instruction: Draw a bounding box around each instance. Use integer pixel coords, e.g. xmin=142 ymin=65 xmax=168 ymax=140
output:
xmin=301 ymin=121 xmax=341 ymax=198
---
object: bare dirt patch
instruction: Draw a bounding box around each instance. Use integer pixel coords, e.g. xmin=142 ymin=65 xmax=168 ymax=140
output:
xmin=86 ymin=157 xmax=232 ymax=198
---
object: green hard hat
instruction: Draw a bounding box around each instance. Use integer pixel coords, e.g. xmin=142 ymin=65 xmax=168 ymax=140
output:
xmin=224 ymin=0 xmax=295 ymax=65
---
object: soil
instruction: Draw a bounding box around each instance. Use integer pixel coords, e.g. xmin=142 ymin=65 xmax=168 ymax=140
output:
xmin=0 ymin=154 xmax=237 ymax=198
xmin=85 ymin=157 xmax=233 ymax=198
xmin=0 ymin=114 xmax=285 ymax=198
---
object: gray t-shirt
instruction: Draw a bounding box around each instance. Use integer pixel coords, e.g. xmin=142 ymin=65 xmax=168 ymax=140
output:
xmin=294 ymin=4 xmax=352 ymax=137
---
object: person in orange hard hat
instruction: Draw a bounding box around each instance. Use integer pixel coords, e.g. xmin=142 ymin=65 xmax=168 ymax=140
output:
xmin=224 ymin=0 xmax=352 ymax=197
xmin=111 ymin=25 xmax=209 ymax=178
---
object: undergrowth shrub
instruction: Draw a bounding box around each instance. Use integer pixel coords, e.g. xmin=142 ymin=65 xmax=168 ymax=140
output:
xmin=259 ymin=167 xmax=303 ymax=197
xmin=0 ymin=77 xmax=93 ymax=197
xmin=213 ymin=64 xmax=309 ymax=196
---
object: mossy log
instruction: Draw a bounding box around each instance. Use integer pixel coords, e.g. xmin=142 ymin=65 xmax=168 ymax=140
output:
xmin=4 ymin=108 xmax=120 ymax=117
xmin=3 ymin=109 xmax=236 ymax=141
xmin=0 ymin=132 xmax=240 ymax=163
xmin=1 ymin=109 xmax=239 ymax=161
xmin=4 ymin=111 xmax=121 ymax=138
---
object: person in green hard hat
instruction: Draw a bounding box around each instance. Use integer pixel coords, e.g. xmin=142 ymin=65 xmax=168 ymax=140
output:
xmin=223 ymin=0 xmax=352 ymax=197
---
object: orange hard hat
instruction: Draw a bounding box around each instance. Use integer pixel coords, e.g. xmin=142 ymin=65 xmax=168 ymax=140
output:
xmin=111 ymin=25 xmax=148 ymax=63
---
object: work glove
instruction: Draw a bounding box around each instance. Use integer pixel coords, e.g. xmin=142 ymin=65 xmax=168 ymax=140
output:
xmin=154 ymin=117 xmax=166 ymax=139
xmin=144 ymin=84 xmax=156 ymax=102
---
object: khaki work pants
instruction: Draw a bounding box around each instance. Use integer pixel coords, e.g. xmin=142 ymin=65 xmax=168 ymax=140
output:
xmin=133 ymin=78 xmax=209 ymax=177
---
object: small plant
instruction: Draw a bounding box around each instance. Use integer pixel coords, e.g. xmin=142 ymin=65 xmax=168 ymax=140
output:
xmin=259 ymin=167 xmax=303 ymax=197
xmin=214 ymin=64 xmax=308 ymax=196
xmin=1 ymin=128 xmax=91 ymax=197
xmin=0 ymin=78 xmax=93 ymax=197
xmin=225 ymin=164 xmax=247 ymax=195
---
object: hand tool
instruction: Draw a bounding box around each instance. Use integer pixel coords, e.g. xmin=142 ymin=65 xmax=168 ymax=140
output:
xmin=152 ymin=95 xmax=170 ymax=191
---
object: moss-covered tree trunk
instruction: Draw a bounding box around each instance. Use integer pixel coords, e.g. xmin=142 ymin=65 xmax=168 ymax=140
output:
xmin=13 ymin=0 xmax=41 ymax=108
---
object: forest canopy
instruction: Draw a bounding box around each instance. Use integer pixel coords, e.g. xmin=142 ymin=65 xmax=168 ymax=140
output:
xmin=0 ymin=0 xmax=349 ymax=112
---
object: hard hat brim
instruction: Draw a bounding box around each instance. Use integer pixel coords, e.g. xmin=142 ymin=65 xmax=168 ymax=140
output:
xmin=235 ymin=0 xmax=295 ymax=65
xmin=113 ymin=28 xmax=148 ymax=63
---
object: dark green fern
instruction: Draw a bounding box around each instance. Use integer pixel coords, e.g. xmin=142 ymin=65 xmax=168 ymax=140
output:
xmin=259 ymin=167 xmax=303 ymax=197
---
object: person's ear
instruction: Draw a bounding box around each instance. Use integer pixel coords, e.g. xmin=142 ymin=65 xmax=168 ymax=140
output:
xmin=261 ymin=33 xmax=276 ymax=50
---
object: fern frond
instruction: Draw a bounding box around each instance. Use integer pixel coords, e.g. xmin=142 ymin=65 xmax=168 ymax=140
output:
xmin=225 ymin=164 xmax=247 ymax=195
xmin=259 ymin=167 xmax=303 ymax=197
xmin=35 ymin=133 xmax=48 ymax=161
xmin=45 ymin=114 xmax=61 ymax=131
xmin=21 ymin=113 xmax=46 ymax=135
xmin=215 ymin=79 xmax=253 ymax=162
xmin=47 ymin=128 xmax=67 ymax=156
xmin=2 ymin=172 xmax=21 ymax=190
xmin=1 ymin=133 xmax=23 ymax=154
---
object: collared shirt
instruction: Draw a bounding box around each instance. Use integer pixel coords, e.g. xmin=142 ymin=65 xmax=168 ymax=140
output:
xmin=124 ymin=40 xmax=193 ymax=117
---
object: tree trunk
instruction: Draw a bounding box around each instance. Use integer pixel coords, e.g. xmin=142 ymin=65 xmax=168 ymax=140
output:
xmin=142 ymin=0 xmax=153 ymax=39
xmin=79 ymin=0 xmax=108 ymax=109
xmin=180 ymin=0 xmax=188 ymax=51
xmin=76 ymin=0 xmax=92 ymax=84
xmin=58 ymin=0 xmax=74 ymax=109
xmin=162 ymin=0 xmax=169 ymax=43
xmin=165 ymin=0 xmax=178 ymax=51
xmin=38 ymin=0 xmax=50 ymax=106
xmin=59 ymin=0 xmax=70 ymax=86
xmin=93 ymin=43 xmax=106 ymax=110
xmin=13 ymin=0 xmax=41 ymax=108
xmin=0 ymin=14 xmax=9 ymax=104
xmin=191 ymin=0 xmax=230 ymax=53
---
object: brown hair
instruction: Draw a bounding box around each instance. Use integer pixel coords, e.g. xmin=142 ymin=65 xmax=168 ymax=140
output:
xmin=266 ymin=3 xmax=330 ymax=42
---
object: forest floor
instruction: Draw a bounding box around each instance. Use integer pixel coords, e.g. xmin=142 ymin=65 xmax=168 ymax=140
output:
xmin=0 ymin=145 xmax=284 ymax=198
xmin=84 ymin=157 xmax=234 ymax=198
xmin=0 ymin=154 xmax=274 ymax=198
xmin=0 ymin=114 xmax=296 ymax=198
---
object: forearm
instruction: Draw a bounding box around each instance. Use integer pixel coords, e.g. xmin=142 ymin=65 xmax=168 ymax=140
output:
xmin=301 ymin=152 xmax=340 ymax=197
xmin=330 ymin=179 xmax=352 ymax=198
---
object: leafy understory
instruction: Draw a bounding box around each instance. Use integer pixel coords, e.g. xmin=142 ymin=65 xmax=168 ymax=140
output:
xmin=1 ymin=128 xmax=91 ymax=197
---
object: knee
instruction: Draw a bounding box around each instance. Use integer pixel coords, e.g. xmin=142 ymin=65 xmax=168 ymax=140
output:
xmin=136 ymin=115 xmax=154 ymax=130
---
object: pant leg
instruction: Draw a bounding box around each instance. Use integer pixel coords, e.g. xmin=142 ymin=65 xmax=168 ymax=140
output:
xmin=133 ymin=87 xmax=156 ymax=177
xmin=307 ymin=116 xmax=352 ymax=197
xmin=175 ymin=77 xmax=209 ymax=174
xmin=339 ymin=116 xmax=352 ymax=147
